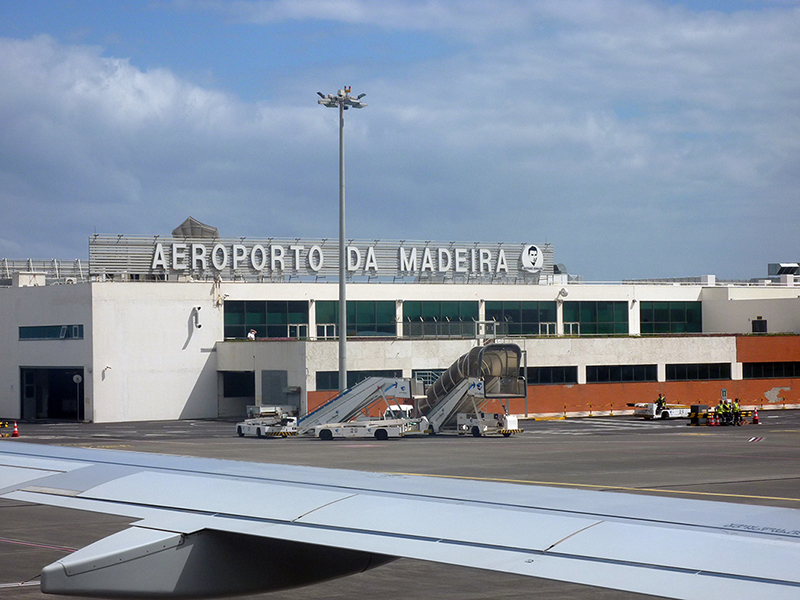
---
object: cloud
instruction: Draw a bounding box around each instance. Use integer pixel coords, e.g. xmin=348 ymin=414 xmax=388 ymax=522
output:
xmin=0 ymin=35 xmax=337 ymax=257
xmin=177 ymin=0 xmax=536 ymax=35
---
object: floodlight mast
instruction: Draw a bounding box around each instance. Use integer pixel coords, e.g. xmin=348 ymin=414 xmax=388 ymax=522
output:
xmin=317 ymin=87 xmax=367 ymax=392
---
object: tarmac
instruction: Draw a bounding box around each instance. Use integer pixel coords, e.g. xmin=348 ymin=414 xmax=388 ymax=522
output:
xmin=1 ymin=410 xmax=799 ymax=600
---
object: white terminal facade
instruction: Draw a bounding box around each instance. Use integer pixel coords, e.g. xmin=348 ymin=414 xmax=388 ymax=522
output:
xmin=2 ymin=222 xmax=799 ymax=422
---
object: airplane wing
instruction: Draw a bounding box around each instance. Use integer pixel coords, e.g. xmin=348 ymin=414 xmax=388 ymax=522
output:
xmin=1 ymin=440 xmax=799 ymax=600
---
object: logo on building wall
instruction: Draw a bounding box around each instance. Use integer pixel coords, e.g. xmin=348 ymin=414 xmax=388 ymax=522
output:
xmin=520 ymin=244 xmax=543 ymax=273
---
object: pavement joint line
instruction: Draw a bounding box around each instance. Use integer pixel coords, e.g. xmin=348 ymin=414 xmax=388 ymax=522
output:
xmin=391 ymin=472 xmax=800 ymax=503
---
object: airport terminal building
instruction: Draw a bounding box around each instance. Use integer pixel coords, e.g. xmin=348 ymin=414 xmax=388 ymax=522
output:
xmin=2 ymin=220 xmax=800 ymax=422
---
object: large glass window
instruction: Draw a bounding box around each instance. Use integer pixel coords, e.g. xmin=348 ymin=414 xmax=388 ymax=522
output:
xmin=485 ymin=301 xmax=557 ymax=336
xmin=19 ymin=325 xmax=84 ymax=340
xmin=403 ymin=301 xmax=478 ymax=338
xmin=224 ymin=300 xmax=308 ymax=339
xmin=527 ymin=366 xmax=578 ymax=385
xmin=563 ymin=301 xmax=628 ymax=335
xmin=316 ymin=301 xmax=396 ymax=337
xmin=640 ymin=301 xmax=702 ymax=334
xmin=743 ymin=362 xmax=800 ymax=379
xmin=666 ymin=363 xmax=731 ymax=381
xmin=586 ymin=364 xmax=657 ymax=383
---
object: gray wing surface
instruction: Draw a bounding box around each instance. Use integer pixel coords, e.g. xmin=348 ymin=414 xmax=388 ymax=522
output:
xmin=1 ymin=441 xmax=799 ymax=599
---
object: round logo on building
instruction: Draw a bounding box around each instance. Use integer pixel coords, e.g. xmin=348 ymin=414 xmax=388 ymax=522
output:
xmin=520 ymin=244 xmax=543 ymax=273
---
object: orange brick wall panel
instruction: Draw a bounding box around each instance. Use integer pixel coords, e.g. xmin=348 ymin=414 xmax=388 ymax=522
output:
xmin=307 ymin=390 xmax=338 ymax=413
xmin=737 ymin=335 xmax=800 ymax=363
xmin=523 ymin=383 xmax=663 ymax=415
xmin=521 ymin=380 xmax=799 ymax=414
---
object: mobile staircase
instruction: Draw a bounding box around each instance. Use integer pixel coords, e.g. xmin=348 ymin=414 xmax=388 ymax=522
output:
xmin=297 ymin=377 xmax=414 ymax=435
xmin=421 ymin=343 xmax=527 ymax=436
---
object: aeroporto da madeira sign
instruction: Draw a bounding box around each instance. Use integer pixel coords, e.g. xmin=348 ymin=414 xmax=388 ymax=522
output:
xmin=89 ymin=236 xmax=551 ymax=281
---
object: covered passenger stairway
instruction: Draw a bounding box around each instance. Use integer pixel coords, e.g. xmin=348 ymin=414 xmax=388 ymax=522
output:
xmin=420 ymin=343 xmax=526 ymax=433
xmin=297 ymin=378 xmax=414 ymax=435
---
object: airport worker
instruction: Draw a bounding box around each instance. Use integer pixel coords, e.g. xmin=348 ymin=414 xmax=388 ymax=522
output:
xmin=732 ymin=398 xmax=741 ymax=426
xmin=656 ymin=393 xmax=666 ymax=412
xmin=247 ymin=329 xmax=257 ymax=341
xmin=717 ymin=399 xmax=728 ymax=425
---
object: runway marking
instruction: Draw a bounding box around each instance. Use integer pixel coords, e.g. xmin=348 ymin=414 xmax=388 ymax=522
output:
xmin=64 ymin=443 xmax=133 ymax=450
xmin=393 ymin=472 xmax=800 ymax=503
xmin=0 ymin=581 xmax=40 ymax=589
xmin=339 ymin=444 xmax=382 ymax=448
xmin=0 ymin=537 xmax=76 ymax=552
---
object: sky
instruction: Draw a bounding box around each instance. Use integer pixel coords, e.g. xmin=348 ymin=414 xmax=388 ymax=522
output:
xmin=1 ymin=0 xmax=798 ymax=281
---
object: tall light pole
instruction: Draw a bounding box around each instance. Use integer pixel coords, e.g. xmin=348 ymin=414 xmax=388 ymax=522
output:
xmin=317 ymin=87 xmax=367 ymax=392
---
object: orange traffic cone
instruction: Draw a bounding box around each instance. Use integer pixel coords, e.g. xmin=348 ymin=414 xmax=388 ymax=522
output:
xmin=11 ymin=422 xmax=19 ymax=437
xmin=706 ymin=412 xmax=714 ymax=426
xmin=752 ymin=408 xmax=760 ymax=425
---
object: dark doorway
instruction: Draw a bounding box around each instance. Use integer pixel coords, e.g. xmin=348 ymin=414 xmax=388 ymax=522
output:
xmin=20 ymin=368 xmax=84 ymax=420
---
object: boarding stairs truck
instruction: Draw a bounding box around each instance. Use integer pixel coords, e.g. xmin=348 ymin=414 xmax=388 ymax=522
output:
xmin=298 ymin=377 xmax=420 ymax=436
xmin=633 ymin=402 xmax=691 ymax=420
xmin=236 ymin=406 xmax=298 ymax=438
xmin=315 ymin=405 xmax=423 ymax=441
xmin=421 ymin=343 xmax=526 ymax=437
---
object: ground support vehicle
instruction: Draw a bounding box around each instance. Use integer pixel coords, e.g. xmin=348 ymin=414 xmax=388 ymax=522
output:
xmin=634 ymin=402 xmax=691 ymax=420
xmin=422 ymin=344 xmax=527 ymax=436
xmin=316 ymin=403 xmax=431 ymax=440
xmin=298 ymin=377 xmax=418 ymax=435
xmin=315 ymin=418 xmax=414 ymax=441
xmin=457 ymin=412 xmax=522 ymax=437
xmin=236 ymin=406 xmax=298 ymax=438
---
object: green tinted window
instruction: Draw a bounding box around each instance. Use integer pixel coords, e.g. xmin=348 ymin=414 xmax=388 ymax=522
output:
xmin=245 ymin=301 xmax=266 ymax=325
xmin=564 ymin=301 xmax=628 ymax=335
xmin=403 ymin=301 xmax=421 ymax=321
xmin=376 ymin=301 xmax=396 ymax=323
xmin=484 ymin=301 xmax=557 ymax=336
xmin=224 ymin=300 xmax=308 ymax=338
xmin=403 ymin=301 xmax=479 ymax=323
xmin=224 ymin=301 xmax=245 ymax=325
xmin=460 ymin=301 xmax=479 ymax=320
xmin=640 ymin=301 xmax=701 ymax=335
xmin=316 ymin=301 xmax=338 ymax=323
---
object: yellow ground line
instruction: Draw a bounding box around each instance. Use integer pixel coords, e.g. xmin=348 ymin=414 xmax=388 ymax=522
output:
xmin=392 ymin=472 xmax=800 ymax=503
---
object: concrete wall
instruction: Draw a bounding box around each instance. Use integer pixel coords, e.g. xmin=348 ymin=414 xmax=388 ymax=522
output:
xmin=701 ymin=287 xmax=800 ymax=334
xmin=517 ymin=336 xmax=737 ymax=370
xmin=216 ymin=340 xmax=307 ymax=413
xmin=0 ymin=283 xmax=92 ymax=420
xmin=88 ymin=281 xmax=224 ymax=422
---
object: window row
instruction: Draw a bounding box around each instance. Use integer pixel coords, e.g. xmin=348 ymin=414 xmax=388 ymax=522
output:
xmin=222 ymin=300 xmax=702 ymax=339
xmin=315 ymin=369 xmax=403 ymax=391
xmin=743 ymin=362 xmax=800 ymax=379
xmin=228 ymin=361 xmax=800 ymax=396
xmin=528 ymin=363 xmax=730 ymax=384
